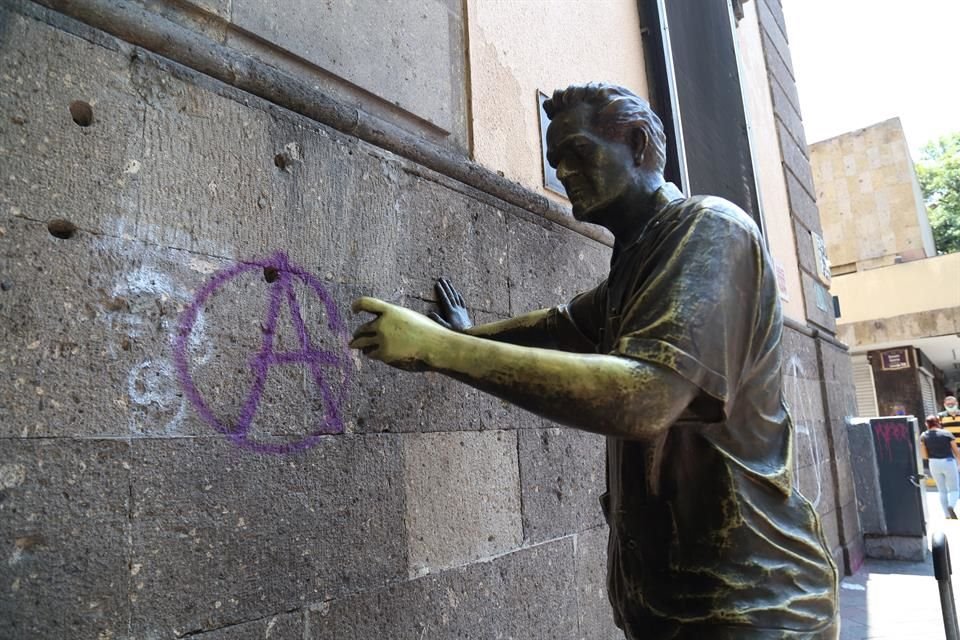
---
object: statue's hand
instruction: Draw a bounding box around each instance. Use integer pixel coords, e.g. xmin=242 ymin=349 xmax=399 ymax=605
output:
xmin=429 ymin=277 xmax=473 ymax=332
xmin=350 ymin=297 xmax=443 ymax=371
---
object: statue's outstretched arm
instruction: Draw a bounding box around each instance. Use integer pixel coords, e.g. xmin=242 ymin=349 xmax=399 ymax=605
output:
xmin=429 ymin=277 xmax=593 ymax=353
xmin=351 ymin=296 xmax=696 ymax=440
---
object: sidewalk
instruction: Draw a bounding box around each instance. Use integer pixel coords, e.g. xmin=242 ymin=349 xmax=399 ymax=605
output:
xmin=839 ymin=489 xmax=959 ymax=639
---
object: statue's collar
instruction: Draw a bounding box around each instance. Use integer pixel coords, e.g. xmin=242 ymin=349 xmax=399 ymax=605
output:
xmin=611 ymin=182 xmax=686 ymax=263
xmin=652 ymin=182 xmax=686 ymax=213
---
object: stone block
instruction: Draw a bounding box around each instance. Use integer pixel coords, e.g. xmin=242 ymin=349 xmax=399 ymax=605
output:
xmin=0 ymin=439 xmax=130 ymax=640
xmin=778 ymin=123 xmax=818 ymax=207
xmin=0 ymin=219 xmax=248 ymax=440
xmin=793 ymin=219 xmax=819 ymax=278
xmin=758 ymin=0 xmax=789 ymax=46
xmin=574 ymin=527 xmax=620 ymax=639
xmin=231 ymin=0 xmax=466 ymax=135
xmin=781 ymin=325 xmax=819 ymax=379
xmin=518 ymin=428 xmax=606 ymax=543
xmin=0 ymin=12 xmax=511 ymax=317
xmin=818 ymin=507 xmax=840 ymax=554
xmin=761 ymin=32 xmax=802 ymax=122
xmin=801 ymin=272 xmax=837 ymax=333
xmin=402 ymin=431 xmax=522 ymax=575
xmin=846 ymin=420 xmax=885 ymax=535
xmin=127 ymin=435 xmax=406 ymax=637
xmin=0 ymin=12 xmax=143 ymax=234
xmin=769 ymin=79 xmax=808 ymax=155
xmin=306 ymin=538 xmax=579 ymax=639
xmin=506 ymin=215 xmax=610 ymax=315
xmin=864 ymin=535 xmax=926 ymax=562
xmin=786 ymin=171 xmax=823 ymax=235
xmin=757 ymin=0 xmax=795 ymax=79
xmin=193 ymin=612 xmax=304 ymax=639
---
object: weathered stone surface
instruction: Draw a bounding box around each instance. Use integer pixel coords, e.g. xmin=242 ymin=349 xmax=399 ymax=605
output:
xmin=231 ymin=0 xmax=466 ymax=136
xmin=506 ymin=215 xmax=610 ymax=315
xmin=785 ymin=163 xmax=823 ymax=235
xmin=778 ymin=121 xmax=818 ymax=207
xmin=0 ymin=12 xmax=510 ymax=316
xmin=127 ymin=435 xmax=406 ymax=637
xmin=0 ymin=12 xmax=143 ymax=234
xmin=761 ymin=32 xmax=802 ymax=127
xmin=846 ymin=420 xmax=885 ymax=535
xmin=0 ymin=439 xmax=130 ymax=640
xmin=193 ymin=612 xmax=304 ymax=639
xmin=758 ymin=0 xmax=789 ymax=43
xmin=864 ymin=535 xmax=926 ymax=562
xmin=757 ymin=0 xmax=795 ymax=79
xmin=793 ymin=225 xmax=822 ymax=291
xmin=402 ymin=431 xmax=522 ymax=576
xmin=306 ymin=539 xmax=579 ymax=639
xmin=574 ymin=527 xmax=620 ymax=639
xmin=781 ymin=326 xmax=819 ymax=379
xmin=818 ymin=507 xmax=840 ymax=555
xmin=518 ymin=427 xmax=605 ymax=543
xmin=801 ymin=271 xmax=838 ymax=332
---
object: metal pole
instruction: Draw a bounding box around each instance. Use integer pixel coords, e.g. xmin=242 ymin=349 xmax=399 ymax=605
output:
xmin=932 ymin=531 xmax=960 ymax=640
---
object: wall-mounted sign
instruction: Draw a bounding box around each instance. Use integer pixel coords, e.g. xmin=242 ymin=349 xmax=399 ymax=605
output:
xmin=814 ymin=282 xmax=831 ymax=313
xmin=810 ymin=231 xmax=832 ymax=286
xmin=537 ymin=91 xmax=567 ymax=197
xmin=880 ymin=347 xmax=912 ymax=371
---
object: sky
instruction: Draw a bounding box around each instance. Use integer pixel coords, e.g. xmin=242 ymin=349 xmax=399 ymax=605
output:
xmin=782 ymin=0 xmax=960 ymax=158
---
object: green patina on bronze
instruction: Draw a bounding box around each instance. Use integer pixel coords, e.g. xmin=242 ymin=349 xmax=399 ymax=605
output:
xmin=350 ymin=83 xmax=839 ymax=639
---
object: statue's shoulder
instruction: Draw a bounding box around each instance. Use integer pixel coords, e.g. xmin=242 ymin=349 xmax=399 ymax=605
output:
xmin=678 ymin=194 xmax=762 ymax=241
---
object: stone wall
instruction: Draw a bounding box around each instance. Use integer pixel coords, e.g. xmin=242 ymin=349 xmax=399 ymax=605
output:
xmin=0 ymin=7 xmax=619 ymax=638
xmin=0 ymin=1 xmax=864 ymax=638
xmin=755 ymin=0 xmax=835 ymax=333
xmin=782 ymin=325 xmax=862 ymax=572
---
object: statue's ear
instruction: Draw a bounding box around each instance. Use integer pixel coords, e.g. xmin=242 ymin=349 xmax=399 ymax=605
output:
xmin=630 ymin=126 xmax=648 ymax=167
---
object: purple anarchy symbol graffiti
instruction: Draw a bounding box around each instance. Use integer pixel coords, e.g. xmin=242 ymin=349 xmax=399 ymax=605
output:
xmin=174 ymin=251 xmax=349 ymax=454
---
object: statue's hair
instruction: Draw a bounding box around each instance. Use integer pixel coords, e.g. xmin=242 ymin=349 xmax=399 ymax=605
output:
xmin=543 ymin=83 xmax=666 ymax=173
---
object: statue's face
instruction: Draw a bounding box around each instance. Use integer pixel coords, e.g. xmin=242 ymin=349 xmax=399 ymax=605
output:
xmin=546 ymin=104 xmax=639 ymax=223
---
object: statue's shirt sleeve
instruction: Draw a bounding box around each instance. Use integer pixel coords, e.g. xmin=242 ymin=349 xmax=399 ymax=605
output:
xmin=610 ymin=202 xmax=771 ymax=415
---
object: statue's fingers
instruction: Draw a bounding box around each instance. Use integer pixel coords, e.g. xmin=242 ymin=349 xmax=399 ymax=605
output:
xmin=441 ymin=278 xmax=461 ymax=308
xmin=349 ymin=335 xmax=380 ymax=350
xmin=352 ymin=296 xmax=387 ymax=315
xmin=352 ymin=318 xmax=380 ymax=337
xmin=428 ymin=312 xmax=452 ymax=329
xmin=453 ymin=286 xmax=466 ymax=308
xmin=435 ymin=279 xmax=453 ymax=310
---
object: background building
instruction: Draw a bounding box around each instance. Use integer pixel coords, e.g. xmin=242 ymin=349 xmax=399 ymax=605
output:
xmin=812 ymin=119 xmax=960 ymax=419
xmin=1 ymin=0 xmax=861 ymax=637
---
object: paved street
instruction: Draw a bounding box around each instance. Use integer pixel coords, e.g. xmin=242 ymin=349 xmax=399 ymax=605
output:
xmin=839 ymin=489 xmax=960 ymax=639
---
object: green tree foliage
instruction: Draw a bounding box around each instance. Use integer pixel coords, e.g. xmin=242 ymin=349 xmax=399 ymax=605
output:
xmin=917 ymin=133 xmax=960 ymax=254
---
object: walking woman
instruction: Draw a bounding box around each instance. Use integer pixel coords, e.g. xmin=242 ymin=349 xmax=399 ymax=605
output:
xmin=920 ymin=414 xmax=960 ymax=519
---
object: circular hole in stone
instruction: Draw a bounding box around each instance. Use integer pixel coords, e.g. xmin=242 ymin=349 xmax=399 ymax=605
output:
xmin=69 ymin=100 xmax=93 ymax=127
xmin=263 ymin=266 xmax=280 ymax=283
xmin=47 ymin=219 xmax=78 ymax=240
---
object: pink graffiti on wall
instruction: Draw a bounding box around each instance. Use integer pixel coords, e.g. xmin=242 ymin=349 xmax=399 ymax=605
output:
xmin=873 ymin=421 xmax=910 ymax=463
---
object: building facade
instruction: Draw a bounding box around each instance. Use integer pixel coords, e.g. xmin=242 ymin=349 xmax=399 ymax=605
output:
xmin=812 ymin=119 xmax=960 ymax=419
xmin=0 ymin=0 xmax=861 ymax=637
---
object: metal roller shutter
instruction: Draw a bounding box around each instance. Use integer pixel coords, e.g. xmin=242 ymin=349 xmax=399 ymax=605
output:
xmin=852 ymin=354 xmax=878 ymax=417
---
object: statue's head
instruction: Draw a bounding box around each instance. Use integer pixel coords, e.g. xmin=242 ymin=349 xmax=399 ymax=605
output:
xmin=544 ymin=83 xmax=666 ymax=226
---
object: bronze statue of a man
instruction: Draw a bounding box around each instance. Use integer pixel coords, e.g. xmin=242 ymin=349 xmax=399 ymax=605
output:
xmin=350 ymin=83 xmax=839 ymax=638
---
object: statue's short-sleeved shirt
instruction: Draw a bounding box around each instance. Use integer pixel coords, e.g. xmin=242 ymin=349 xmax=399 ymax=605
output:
xmin=560 ymin=184 xmax=838 ymax=638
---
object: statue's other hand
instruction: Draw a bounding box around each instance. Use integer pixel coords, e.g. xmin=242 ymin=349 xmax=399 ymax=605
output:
xmin=430 ymin=277 xmax=473 ymax=332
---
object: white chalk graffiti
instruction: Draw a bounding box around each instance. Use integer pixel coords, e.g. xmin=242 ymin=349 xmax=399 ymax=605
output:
xmin=98 ymin=259 xmax=210 ymax=435
xmin=785 ymin=354 xmax=824 ymax=508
